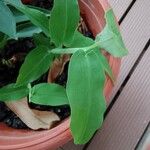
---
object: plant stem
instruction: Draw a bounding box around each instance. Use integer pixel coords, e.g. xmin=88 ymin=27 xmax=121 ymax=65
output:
xmin=28 ymin=83 xmax=32 ymax=102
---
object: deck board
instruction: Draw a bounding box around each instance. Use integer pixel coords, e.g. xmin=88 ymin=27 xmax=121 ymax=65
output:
xmin=137 ymin=123 xmax=150 ymax=150
xmin=87 ymin=46 xmax=150 ymax=150
xmin=109 ymin=0 xmax=150 ymax=102
xmin=108 ymin=0 xmax=132 ymax=20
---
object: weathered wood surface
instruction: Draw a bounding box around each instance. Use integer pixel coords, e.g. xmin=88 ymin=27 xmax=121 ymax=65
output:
xmin=137 ymin=124 xmax=150 ymax=150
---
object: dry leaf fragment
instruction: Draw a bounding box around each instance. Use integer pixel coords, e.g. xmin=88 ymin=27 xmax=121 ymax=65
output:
xmin=5 ymin=98 xmax=60 ymax=130
xmin=48 ymin=54 xmax=70 ymax=83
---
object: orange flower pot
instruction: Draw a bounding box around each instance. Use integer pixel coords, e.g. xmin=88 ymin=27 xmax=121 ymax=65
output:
xmin=0 ymin=0 xmax=121 ymax=149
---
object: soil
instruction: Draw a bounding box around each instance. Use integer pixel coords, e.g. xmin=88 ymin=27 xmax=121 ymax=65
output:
xmin=0 ymin=0 xmax=94 ymax=129
xmin=29 ymin=0 xmax=54 ymax=10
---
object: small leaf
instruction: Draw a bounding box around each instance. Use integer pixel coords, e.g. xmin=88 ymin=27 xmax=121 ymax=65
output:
xmin=49 ymin=0 xmax=80 ymax=46
xmin=0 ymin=1 xmax=16 ymax=38
xmin=30 ymin=83 xmax=69 ymax=106
xmin=96 ymin=9 xmax=128 ymax=57
xmin=67 ymin=50 xmax=106 ymax=144
xmin=16 ymin=46 xmax=54 ymax=85
xmin=6 ymin=0 xmax=50 ymax=36
xmin=17 ymin=22 xmax=41 ymax=38
xmin=0 ymin=84 xmax=29 ymax=101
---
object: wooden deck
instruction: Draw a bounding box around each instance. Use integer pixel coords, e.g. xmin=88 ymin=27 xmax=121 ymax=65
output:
xmin=58 ymin=0 xmax=150 ymax=150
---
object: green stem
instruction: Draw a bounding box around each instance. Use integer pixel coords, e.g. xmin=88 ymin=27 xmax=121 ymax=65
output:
xmin=28 ymin=83 xmax=32 ymax=102
xmin=51 ymin=42 xmax=100 ymax=54
xmin=83 ymin=42 xmax=99 ymax=52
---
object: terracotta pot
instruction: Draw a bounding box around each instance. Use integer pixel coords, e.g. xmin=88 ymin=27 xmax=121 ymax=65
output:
xmin=0 ymin=0 xmax=121 ymax=150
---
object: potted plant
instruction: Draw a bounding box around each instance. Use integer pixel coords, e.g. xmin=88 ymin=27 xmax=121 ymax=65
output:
xmin=0 ymin=0 xmax=128 ymax=150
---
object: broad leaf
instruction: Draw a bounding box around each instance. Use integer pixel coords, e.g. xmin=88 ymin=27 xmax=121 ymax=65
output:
xmin=0 ymin=84 xmax=29 ymax=101
xmin=16 ymin=46 xmax=54 ymax=85
xmin=0 ymin=1 xmax=16 ymax=38
xmin=67 ymin=50 xmax=106 ymax=144
xmin=30 ymin=83 xmax=69 ymax=106
xmin=6 ymin=0 xmax=50 ymax=36
xmin=96 ymin=9 xmax=128 ymax=57
xmin=49 ymin=0 xmax=80 ymax=46
xmin=17 ymin=22 xmax=41 ymax=38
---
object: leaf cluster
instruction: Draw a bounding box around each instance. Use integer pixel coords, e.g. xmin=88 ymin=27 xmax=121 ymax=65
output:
xmin=0 ymin=0 xmax=128 ymax=144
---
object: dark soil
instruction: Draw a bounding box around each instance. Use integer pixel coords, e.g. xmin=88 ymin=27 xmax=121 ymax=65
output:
xmin=25 ymin=0 xmax=54 ymax=10
xmin=0 ymin=38 xmax=35 ymax=87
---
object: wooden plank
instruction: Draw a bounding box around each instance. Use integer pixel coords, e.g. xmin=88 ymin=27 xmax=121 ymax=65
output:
xmin=137 ymin=124 xmax=150 ymax=150
xmin=108 ymin=0 xmax=132 ymax=20
xmin=58 ymin=141 xmax=84 ymax=150
xmin=87 ymin=46 xmax=150 ymax=150
xmin=110 ymin=0 xmax=150 ymax=102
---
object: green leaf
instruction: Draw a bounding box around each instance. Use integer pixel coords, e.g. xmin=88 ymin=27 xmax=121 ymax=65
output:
xmin=49 ymin=0 xmax=80 ymax=47
xmin=6 ymin=0 xmax=50 ymax=36
xmin=68 ymin=31 xmax=94 ymax=48
xmin=0 ymin=1 xmax=16 ymax=38
xmin=67 ymin=50 xmax=106 ymax=144
xmin=27 ymin=5 xmax=50 ymax=15
xmin=16 ymin=46 xmax=54 ymax=85
xmin=9 ymin=6 xmax=29 ymax=23
xmin=33 ymin=33 xmax=51 ymax=47
xmin=0 ymin=84 xmax=29 ymax=101
xmin=17 ymin=22 xmax=42 ymax=38
xmin=96 ymin=49 xmax=114 ymax=82
xmin=0 ymin=32 xmax=8 ymax=49
xmin=96 ymin=9 xmax=128 ymax=57
xmin=30 ymin=83 xmax=69 ymax=106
